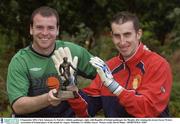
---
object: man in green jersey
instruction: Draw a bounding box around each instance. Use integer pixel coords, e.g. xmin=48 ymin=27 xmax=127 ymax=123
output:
xmin=7 ymin=6 xmax=96 ymax=117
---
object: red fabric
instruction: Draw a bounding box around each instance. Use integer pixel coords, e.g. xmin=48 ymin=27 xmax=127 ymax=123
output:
xmin=67 ymin=94 xmax=89 ymax=117
xmin=83 ymin=43 xmax=172 ymax=117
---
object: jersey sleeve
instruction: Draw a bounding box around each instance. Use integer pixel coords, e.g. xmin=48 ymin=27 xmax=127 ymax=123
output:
xmin=83 ymin=74 xmax=102 ymax=96
xmin=118 ymin=60 xmax=172 ymax=117
xmin=7 ymin=57 xmax=29 ymax=105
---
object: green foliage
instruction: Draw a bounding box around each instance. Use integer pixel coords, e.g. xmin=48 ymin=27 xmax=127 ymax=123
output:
xmin=90 ymin=35 xmax=118 ymax=60
xmin=169 ymin=81 xmax=180 ymax=117
xmin=61 ymin=23 xmax=94 ymax=50
xmin=141 ymin=21 xmax=161 ymax=53
xmin=0 ymin=34 xmax=13 ymax=115
xmin=0 ymin=106 xmax=12 ymax=117
xmin=167 ymin=8 xmax=180 ymax=51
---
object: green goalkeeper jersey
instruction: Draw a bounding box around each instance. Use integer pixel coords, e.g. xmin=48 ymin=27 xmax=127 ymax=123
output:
xmin=7 ymin=40 xmax=96 ymax=105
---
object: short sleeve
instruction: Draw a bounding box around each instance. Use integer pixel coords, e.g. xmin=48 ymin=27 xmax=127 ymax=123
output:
xmin=7 ymin=57 xmax=29 ymax=104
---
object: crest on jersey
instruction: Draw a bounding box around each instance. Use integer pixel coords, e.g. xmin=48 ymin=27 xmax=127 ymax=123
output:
xmin=132 ymin=74 xmax=141 ymax=90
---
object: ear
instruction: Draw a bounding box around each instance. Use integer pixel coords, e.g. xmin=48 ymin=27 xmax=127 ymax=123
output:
xmin=56 ymin=26 xmax=59 ymax=36
xmin=137 ymin=29 xmax=142 ymax=40
xmin=30 ymin=25 xmax=33 ymax=35
xmin=30 ymin=30 xmax=32 ymax=35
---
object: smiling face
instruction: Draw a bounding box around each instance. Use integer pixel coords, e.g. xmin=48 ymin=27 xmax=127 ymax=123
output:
xmin=111 ymin=21 xmax=142 ymax=60
xmin=30 ymin=14 xmax=59 ymax=55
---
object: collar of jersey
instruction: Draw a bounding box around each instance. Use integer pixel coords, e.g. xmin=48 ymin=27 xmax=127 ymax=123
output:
xmin=29 ymin=43 xmax=56 ymax=58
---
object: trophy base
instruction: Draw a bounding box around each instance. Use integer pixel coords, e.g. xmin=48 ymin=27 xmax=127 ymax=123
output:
xmin=56 ymin=90 xmax=78 ymax=100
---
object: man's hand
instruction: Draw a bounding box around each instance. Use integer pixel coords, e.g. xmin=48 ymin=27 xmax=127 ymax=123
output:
xmin=48 ymin=86 xmax=78 ymax=105
xmin=89 ymin=56 xmax=124 ymax=95
xmin=54 ymin=85 xmax=79 ymax=99
xmin=48 ymin=89 xmax=61 ymax=106
xmin=52 ymin=47 xmax=78 ymax=84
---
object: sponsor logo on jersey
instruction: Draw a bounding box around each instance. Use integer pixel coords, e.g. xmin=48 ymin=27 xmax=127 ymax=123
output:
xmin=29 ymin=67 xmax=42 ymax=71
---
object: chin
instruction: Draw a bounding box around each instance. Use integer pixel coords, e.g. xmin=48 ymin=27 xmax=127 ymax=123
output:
xmin=38 ymin=44 xmax=51 ymax=49
xmin=121 ymin=52 xmax=131 ymax=58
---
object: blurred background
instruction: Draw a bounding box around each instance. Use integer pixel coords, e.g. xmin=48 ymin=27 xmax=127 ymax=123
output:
xmin=0 ymin=0 xmax=180 ymax=117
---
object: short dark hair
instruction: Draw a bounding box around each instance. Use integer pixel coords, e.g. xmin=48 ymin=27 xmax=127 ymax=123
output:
xmin=30 ymin=6 xmax=59 ymax=27
xmin=110 ymin=11 xmax=140 ymax=31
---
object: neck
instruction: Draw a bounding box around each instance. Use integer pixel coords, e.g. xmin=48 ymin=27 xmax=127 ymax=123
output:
xmin=32 ymin=44 xmax=55 ymax=56
xmin=122 ymin=42 xmax=141 ymax=62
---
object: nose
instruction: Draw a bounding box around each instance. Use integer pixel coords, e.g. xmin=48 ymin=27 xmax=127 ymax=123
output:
xmin=117 ymin=36 xmax=126 ymax=46
xmin=42 ymin=28 xmax=49 ymax=35
xmin=120 ymin=37 xmax=126 ymax=45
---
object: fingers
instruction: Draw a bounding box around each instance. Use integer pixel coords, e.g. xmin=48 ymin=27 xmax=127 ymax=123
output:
xmin=64 ymin=47 xmax=72 ymax=63
xmin=53 ymin=47 xmax=73 ymax=63
xmin=92 ymin=56 xmax=105 ymax=64
xmin=52 ymin=47 xmax=78 ymax=76
xmin=89 ymin=58 xmax=105 ymax=78
xmin=52 ymin=47 xmax=70 ymax=71
xmin=90 ymin=56 xmax=113 ymax=79
xmin=89 ymin=60 xmax=101 ymax=69
xmin=52 ymin=55 xmax=59 ymax=65
xmin=52 ymin=54 xmax=61 ymax=75
xmin=89 ymin=57 xmax=104 ymax=70
xmin=72 ymin=56 xmax=78 ymax=68
xmin=48 ymin=89 xmax=61 ymax=106
xmin=49 ymin=89 xmax=58 ymax=99
xmin=90 ymin=57 xmax=105 ymax=66
xmin=58 ymin=47 xmax=66 ymax=59
xmin=52 ymin=48 xmax=64 ymax=66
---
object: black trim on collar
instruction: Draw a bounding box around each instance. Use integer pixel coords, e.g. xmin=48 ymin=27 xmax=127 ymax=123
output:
xmin=30 ymin=43 xmax=56 ymax=58
xmin=112 ymin=63 xmax=124 ymax=74
xmin=136 ymin=61 xmax=145 ymax=75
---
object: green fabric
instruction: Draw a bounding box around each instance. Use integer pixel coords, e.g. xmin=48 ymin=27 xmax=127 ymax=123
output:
xmin=7 ymin=40 xmax=96 ymax=104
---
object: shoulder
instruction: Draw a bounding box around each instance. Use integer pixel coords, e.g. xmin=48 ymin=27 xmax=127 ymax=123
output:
xmin=106 ymin=56 xmax=119 ymax=64
xmin=106 ymin=56 xmax=120 ymax=69
xmin=56 ymin=40 xmax=83 ymax=50
xmin=11 ymin=46 xmax=31 ymax=61
xmin=143 ymin=50 xmax=171 ymax=71
xmin=8 ymin=46 xmax=32 ymax=68
xmin=145 ymin=50 xmax=168 ymax=63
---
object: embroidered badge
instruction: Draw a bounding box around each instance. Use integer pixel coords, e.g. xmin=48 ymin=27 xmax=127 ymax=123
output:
xmin=161 ymin=86 xmax=166 ymax=93
xmin=132 ymin=74 xmax=141 ymax=90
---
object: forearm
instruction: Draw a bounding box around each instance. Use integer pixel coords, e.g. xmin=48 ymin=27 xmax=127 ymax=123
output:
xmin=12 ymin=93 xmax=50 ymax=114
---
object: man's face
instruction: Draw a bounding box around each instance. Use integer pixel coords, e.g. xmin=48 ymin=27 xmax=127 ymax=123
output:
xmin=111 ymin=21 xmax=142 ymax=60
xmin=30 ymin=14 xmax=59 ymax=52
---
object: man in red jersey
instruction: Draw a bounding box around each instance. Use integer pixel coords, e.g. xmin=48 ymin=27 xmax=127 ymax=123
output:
xmin=79 ymin=11 xmax=172 ymax=117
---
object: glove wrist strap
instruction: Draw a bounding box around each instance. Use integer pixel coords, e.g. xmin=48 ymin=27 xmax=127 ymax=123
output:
xmin=107 ymin=80 xmax=123 ymax=95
